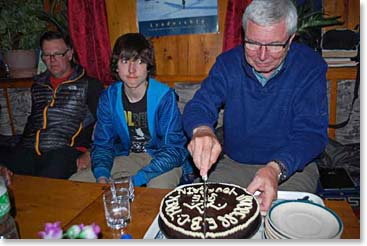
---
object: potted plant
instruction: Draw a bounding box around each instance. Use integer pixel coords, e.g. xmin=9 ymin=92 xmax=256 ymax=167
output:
xmin=293 ymin=0 xmax=344 ymax=51
xmin=0 ymin=0 xmax=47 ymax=78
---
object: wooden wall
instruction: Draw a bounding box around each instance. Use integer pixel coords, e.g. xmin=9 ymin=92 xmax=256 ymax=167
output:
xmin=105 ymin=0 xmax=228 ymax=84
xmin=105 ymin=0 xmax=359 ymax=84
xmin=323 ymin=0 xmax=360 ymax=31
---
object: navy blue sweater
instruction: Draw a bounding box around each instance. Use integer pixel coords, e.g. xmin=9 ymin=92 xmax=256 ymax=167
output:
xmin=183 ymin=43 xmax=329 ymax=177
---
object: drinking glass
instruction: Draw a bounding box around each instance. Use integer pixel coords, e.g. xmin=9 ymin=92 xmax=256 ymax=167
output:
xmin=110 ymin=172 xmax=134 ymax=202
xmin=103 ymin=189 xmax=131 ymax=230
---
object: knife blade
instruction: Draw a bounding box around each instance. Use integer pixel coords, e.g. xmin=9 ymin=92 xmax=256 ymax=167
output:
xmin=202 ymin=175 xmax=208 ymax=239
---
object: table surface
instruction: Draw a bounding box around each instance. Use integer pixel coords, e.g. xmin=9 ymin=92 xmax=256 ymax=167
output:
xmin=9 ymin=174 xmax=360 ymax=239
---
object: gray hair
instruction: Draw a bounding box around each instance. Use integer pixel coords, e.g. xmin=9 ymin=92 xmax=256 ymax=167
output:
xmin=242 ymin=0 xmax=298 ymax=36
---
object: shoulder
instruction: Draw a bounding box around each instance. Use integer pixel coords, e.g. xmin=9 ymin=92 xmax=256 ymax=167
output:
xmin=104 ymin=81 xmax=122 ymax=96
xmin=217 ymin=45 xmax=244 ymax=61
xmin=147 ymin=78 xmax=173 ymax=99
xmin=211 ymin=45 xmax=244 ymax=72
xmin=288 ymin=42 xmax=327 ymax=68
xmin=148 ymin=78 xmax=170 ymax=92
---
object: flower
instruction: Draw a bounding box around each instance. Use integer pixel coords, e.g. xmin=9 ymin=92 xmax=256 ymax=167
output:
xmin=38 ymin=222 xmax=63 ymax=239
xmin=39 ymin=222 xmax=101 ymax=239
xmin=78 ymin=223 xmax=101 ymax=239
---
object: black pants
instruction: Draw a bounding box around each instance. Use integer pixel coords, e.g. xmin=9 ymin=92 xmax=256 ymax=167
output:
xmin=4 ymin=144 xmax=80 ymax=179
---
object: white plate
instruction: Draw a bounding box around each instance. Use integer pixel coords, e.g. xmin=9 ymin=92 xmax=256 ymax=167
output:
xmin=276 ymin=191 xmax=324 ymax=206
xmin=268 ymin=200 xmax=343 ymax=239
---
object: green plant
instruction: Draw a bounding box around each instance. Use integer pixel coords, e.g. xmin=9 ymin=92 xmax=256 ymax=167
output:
xmin=293 ymin=0 xmax=344 ymax=50
xmin=36 ymin=0 xmax=69 ymax=35
xmin=0 ymin=0 xmax=47 ymax=51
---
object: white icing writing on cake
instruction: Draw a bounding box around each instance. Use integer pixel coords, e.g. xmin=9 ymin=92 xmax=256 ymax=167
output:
xmin=191 ymin=216 xmax=203 ymax=231
xmin=163 ymin=184 xmax=253 ymax=230
xmin=164 ymin=194 xmax=182 ymax=221
xmin=177 ymin=214 xmax=190 ymax=226
xmin=159 ymin=183 xmax=260 ymax=239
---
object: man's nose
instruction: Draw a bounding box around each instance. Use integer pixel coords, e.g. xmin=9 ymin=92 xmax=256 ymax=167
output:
xmin=258 ymin=45 xmax=268 ymax=60
xmin=128 ymin=62 xmax=136 ymax=73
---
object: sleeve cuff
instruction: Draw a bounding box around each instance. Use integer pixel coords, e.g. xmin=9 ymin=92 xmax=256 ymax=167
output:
xmin=133 ymin=171 xmax=148 ymax=186
xmin=93 ymin=167 xmax=111 ymax=181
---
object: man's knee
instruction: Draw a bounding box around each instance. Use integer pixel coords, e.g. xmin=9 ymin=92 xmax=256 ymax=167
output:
xmin=69 ymin=168 xmax=96 ymax=182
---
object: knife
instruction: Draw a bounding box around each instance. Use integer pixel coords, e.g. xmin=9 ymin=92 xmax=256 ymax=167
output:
xmin=202 ymin=175 xmax=208 ymax=239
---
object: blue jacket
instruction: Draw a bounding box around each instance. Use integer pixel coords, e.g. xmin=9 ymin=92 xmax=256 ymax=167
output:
xmin=183 ymin=43 xmax=329 ymax=177
xmin=92 ymin=78 xmax=192 ymax=186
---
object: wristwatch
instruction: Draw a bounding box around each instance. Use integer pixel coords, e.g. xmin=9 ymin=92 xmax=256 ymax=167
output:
xmin=271 ymin=160 xmax=287 ymax=183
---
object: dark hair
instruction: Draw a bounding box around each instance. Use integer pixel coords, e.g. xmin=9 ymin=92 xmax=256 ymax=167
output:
xmin=40 ymin=31 xmax=73 ymax=50
xmin=39 ymin=31 xmax=78 ymax=64
xmin=110 ymin=33 xmax=156 ymax=80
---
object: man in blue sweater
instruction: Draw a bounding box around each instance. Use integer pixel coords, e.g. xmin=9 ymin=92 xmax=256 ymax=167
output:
xmin=183 ymin=0 xmax=328 ymax=212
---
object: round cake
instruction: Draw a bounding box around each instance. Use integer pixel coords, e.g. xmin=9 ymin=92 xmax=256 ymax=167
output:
xmin=158 ymin=182 xmax=261 ymax=239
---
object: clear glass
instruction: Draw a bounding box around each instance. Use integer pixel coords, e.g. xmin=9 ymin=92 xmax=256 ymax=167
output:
xmin=110 ymin=172 xmax=134 ymax=201
xmin=103 ymin=189 xmax=131 ymax=230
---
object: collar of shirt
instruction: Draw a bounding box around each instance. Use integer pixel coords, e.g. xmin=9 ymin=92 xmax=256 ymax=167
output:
xmin=252 ymin=62 xmax=284 ymax=87
xmin=50 ymin=69 xmax=74 ymax=89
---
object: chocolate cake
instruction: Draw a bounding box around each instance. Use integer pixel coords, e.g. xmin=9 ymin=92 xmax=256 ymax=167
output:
xmin=158 ymin=183 xmax=261 ymax=239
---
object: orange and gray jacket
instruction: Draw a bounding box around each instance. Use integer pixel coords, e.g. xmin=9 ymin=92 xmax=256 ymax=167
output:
xmin=22 ymin=65 xmax=104 ymax=155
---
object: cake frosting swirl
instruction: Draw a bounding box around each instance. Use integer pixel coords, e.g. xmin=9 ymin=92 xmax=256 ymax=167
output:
xmin=158 ymin=182 xmax=261 ymax=239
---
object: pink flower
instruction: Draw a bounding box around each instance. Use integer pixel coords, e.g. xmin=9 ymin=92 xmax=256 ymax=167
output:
xmin=38 ymin=222 xmax=101 ymax=239
xmin=38 ymin=221 xmax=63 ymax=239
xmin=79 ymin=223 xmax=101 ymax=239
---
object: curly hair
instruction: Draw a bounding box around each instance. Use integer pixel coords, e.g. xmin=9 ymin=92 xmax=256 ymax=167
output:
xmin=110 ymin=33 xmax=156 ymax=80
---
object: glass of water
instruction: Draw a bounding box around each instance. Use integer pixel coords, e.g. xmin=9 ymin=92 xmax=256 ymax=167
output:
xmin=103 ymin=189 xmax=131 ymax=230
xmin=110 ymin=172 xmax=135 ymax=202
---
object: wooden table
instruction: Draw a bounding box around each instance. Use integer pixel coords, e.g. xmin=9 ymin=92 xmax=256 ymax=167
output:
xmin=9 ymin=175 xmax=360 ymax=239
xmin=9 ymin=175 xmax=106 ymax=239
xmin=64 ymin=187 xmax=170 ymax=239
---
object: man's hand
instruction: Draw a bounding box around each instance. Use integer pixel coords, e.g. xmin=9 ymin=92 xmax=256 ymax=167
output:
xmin=0 ymin=166 xmax=13 ymax=186
xmin=247 ymin=161 xmax=280 ymax=212
xmin=76 ymin=151 xmax=91 ymax=172
xmin=188 ymin=126 xmax=222 ymax=177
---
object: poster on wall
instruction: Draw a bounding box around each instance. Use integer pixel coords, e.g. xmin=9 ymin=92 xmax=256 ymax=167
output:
xmin=137 ymin=0 xmax=218 ymax=37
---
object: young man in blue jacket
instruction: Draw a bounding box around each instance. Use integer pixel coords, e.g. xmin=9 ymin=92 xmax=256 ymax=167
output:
xmin=183 ymin=0 xmax=328 ymax=211
xmin=70 ymin=33 xmax=193 ymax=188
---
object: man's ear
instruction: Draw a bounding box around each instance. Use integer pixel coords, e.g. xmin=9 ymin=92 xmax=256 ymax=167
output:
xmin=68 ymin=48 xmax=74 ymax=61
xmin=289 ymin=33 xmax=296 ymax=45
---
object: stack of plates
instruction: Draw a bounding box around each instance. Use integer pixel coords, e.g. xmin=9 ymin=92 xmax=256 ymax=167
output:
xmin=263 ymin=200 xmax=343 ymax=239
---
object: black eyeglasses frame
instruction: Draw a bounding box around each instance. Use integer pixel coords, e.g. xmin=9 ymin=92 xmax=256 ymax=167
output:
xmin=243 ymin=36 xmax=292 ymax=51
xmin=41 ymin=48 xmax=70 ymax=60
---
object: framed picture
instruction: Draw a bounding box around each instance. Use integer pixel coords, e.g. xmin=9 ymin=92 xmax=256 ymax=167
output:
xmin=137 ymin=0 xmax=218 ymax=37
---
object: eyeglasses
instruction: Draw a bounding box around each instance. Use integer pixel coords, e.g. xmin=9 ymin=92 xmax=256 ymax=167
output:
xmin=244 ymin=36 xmax=291 ymax=53
xmin=41 ymin=49 xmax=70 ymax=60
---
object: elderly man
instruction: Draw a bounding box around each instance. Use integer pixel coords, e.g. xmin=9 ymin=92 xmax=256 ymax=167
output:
xmin=183 ymin=0 xmax=328 ymax=212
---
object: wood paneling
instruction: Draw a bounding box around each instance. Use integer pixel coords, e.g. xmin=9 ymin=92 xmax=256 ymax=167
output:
xmin=105 ymin=0 xmax=138 ymax=47
xmin=323 ymin=0 xmax=360 ymax=31
xmin=105 ymin=0 xmax=359 ymax=83
xmin=105 ymin=0 xmax=227 ymax=82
